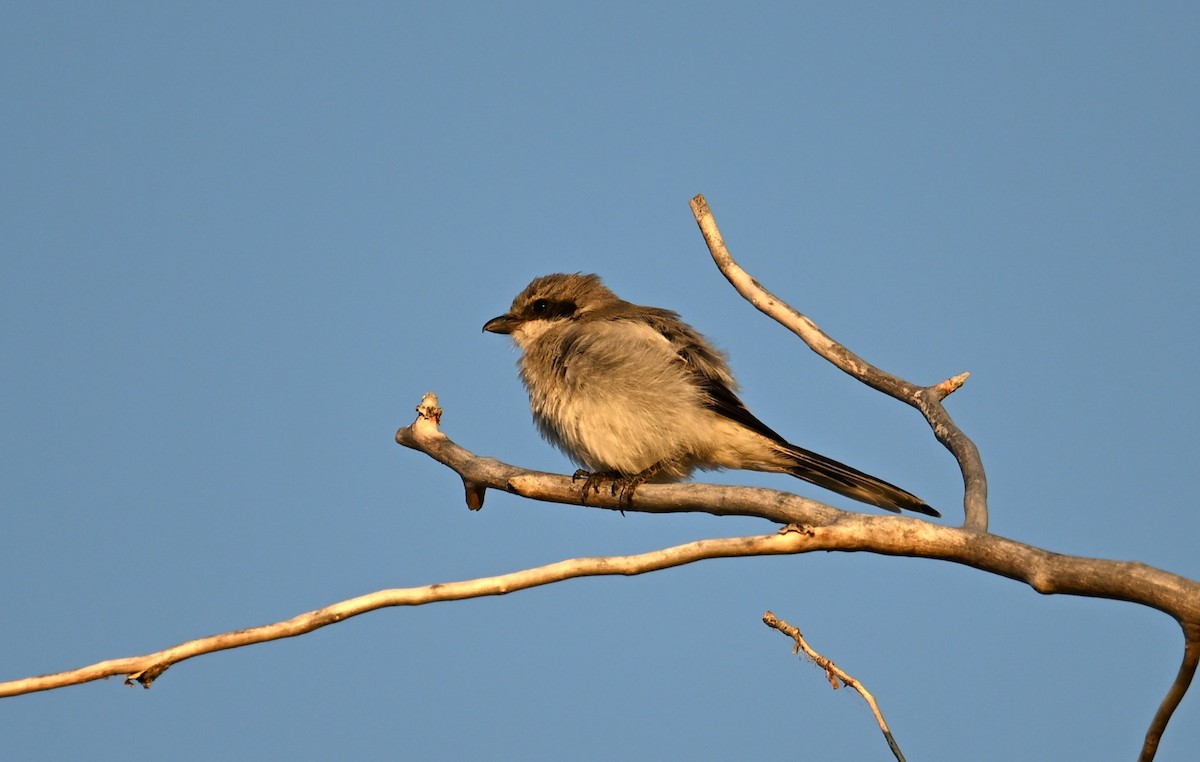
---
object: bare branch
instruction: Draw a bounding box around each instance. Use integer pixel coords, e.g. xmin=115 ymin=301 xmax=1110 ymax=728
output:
xmin=764 ymin=611 xmax=906 ymax=762
xmin=0 ymin=530 xmax=815 ymax=699
xmin=688 ymin=194 xmax=989 ymax=532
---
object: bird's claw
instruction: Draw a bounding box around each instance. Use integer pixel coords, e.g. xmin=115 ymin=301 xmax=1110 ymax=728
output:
xmin=573 ymin=469 xmax=607 ymax=501
xmin=571 ymin=469 xmax=640 ymax=511
xmin=610 ymin=474 xmax=646 ymax=507
xmin=572 ymin=469 xmax=605 ymax=500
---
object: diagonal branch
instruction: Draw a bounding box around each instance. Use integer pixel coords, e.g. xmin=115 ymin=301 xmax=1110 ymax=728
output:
xmin=688 ymin=194 xmax=989 ymax=532
xmin=0 ymin=530 xmax=820 ymax=699
xmin=764 ymin=611 xmax=907 ymax=762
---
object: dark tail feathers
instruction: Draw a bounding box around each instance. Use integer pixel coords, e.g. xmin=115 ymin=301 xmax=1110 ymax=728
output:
xmin=782 ymin=443 xmax=939 ymax=518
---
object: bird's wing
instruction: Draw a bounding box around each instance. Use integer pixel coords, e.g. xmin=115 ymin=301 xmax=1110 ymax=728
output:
xmin=693 ymin=371 xmax=792 ymax=446
xmin=628 ymin=308 xmax=793 ymax=446
xmin=636 ymin=308 xmax=735 ymax=387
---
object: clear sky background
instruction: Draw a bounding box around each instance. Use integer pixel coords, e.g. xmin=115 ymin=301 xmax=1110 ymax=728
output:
xmin=3 ymin=3 xmax=1198 ymax=760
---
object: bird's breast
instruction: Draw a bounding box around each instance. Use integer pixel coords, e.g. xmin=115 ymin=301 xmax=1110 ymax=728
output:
xmin=516 ymin=323 xmax=711 ymax=476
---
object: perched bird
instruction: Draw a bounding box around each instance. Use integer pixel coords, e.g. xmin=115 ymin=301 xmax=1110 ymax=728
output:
xmin=483 ymin=273 xmax=938 ymax=517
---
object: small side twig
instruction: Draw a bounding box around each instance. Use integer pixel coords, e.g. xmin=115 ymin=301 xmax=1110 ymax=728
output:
xmin=763 ymin=611 xmax=906 ymax=762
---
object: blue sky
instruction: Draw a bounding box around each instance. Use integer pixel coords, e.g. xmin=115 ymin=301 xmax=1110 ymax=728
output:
xmin=2 ymin=3 xmax=1198 ymax=759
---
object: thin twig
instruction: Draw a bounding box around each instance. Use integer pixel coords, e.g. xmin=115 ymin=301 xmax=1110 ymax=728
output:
xmin=764 ymin=611 xmax=905 ymax=762
xmin=687 ymin=194 xmax=989 ymax=532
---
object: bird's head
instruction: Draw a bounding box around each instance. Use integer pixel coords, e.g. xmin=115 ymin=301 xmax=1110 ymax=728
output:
xmin=483 ymin=273 xmax=616 ymax=349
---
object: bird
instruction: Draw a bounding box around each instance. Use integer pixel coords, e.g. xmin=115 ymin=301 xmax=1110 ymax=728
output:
xmin=482 ymin=273 xmax=939 ymax=517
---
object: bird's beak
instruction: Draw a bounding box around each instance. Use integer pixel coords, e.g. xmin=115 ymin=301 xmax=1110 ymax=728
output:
xmin=483 ymin=314 xmax=519 ymax=334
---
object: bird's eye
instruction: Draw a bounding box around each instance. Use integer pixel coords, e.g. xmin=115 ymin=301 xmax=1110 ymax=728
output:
xmin=532 ymin=299 xmax=549 ymax=314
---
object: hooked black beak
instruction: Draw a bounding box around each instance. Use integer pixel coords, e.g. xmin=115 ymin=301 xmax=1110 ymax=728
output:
xmin=483 ymin=314 xmax=519 ymax=334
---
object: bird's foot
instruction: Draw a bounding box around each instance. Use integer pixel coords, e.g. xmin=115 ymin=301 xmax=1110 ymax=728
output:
xmin=571 ymin=469 xmax=644 ymax=511
xmin=620 ymin=462 xmax=666 ymax=505
xmin=572 ymin=464 xmax=665 ymax=511
xmin=572 ymin=469 xmax=616 ymax=504
xmin=611 ymin=473 xmax=650 ymax=508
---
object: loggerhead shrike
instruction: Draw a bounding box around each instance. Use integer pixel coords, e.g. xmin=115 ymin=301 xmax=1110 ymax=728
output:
xmin=483 ymin=273 xmax=938 ymax=517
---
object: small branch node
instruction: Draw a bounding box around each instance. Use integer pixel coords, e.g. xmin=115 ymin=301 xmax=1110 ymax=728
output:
xmin=933 ymin=372 xmax=971 ymax=399
xmin=778 ymin=523 xmax=815 ymax=537
xmin=412 ymin=392 xmax=446 ymax=440
xmin=124 ymin=662 xmax=168 ymax=689
xmin=463 ymin=478 xmax=487 ymax=511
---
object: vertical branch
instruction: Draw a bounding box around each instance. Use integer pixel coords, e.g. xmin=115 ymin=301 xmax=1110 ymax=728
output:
xmin=1139 ymin=625 xmax=1200 ymax=762
xmin=688 ymin=194 xmax=988 ymax=531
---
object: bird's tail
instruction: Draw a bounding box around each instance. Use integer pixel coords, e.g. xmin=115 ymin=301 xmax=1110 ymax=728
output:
xmin=780 ymin=442 xmax=939 ymax=517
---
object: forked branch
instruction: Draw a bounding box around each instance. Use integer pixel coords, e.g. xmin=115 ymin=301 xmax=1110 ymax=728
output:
xmin=688 ymin=194 xmax=988 ymax=532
